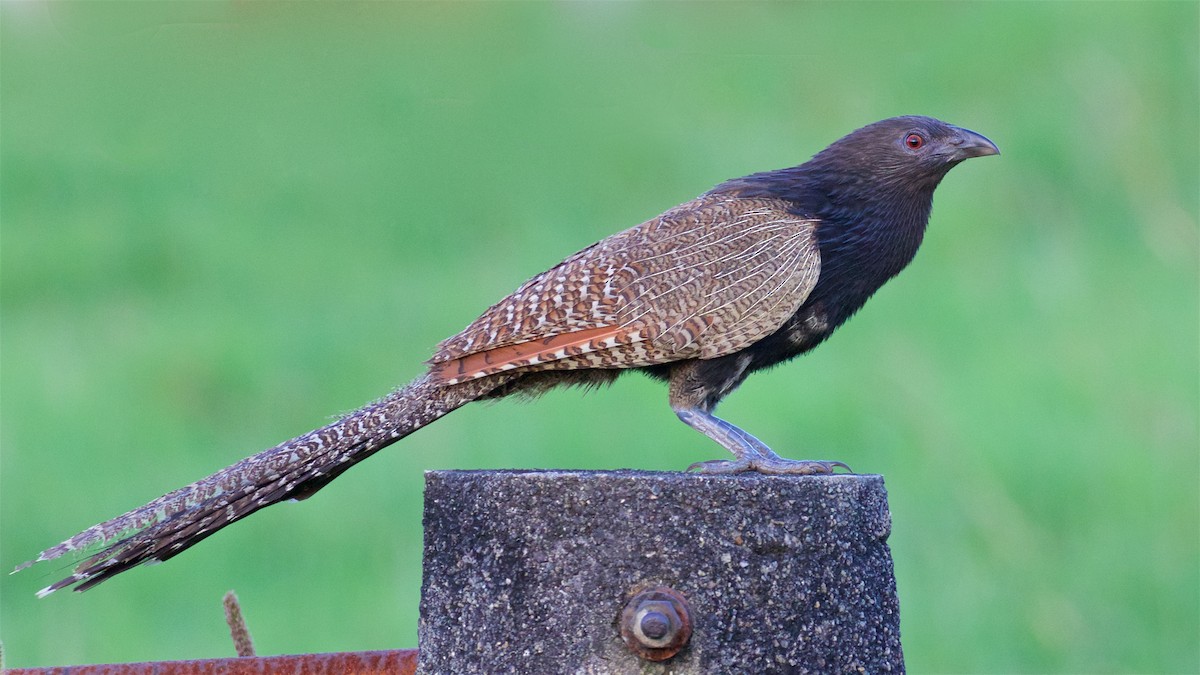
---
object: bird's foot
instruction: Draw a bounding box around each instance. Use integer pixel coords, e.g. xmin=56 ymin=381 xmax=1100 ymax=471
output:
xmin=687 ymin=454 xmax=852 ymax=476
xmin=673 ymin=406 xmax=854 ymax=476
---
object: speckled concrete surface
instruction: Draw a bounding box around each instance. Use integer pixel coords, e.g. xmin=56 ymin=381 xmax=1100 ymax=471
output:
xmin=418 ymin=470 xmax=902 ymax=674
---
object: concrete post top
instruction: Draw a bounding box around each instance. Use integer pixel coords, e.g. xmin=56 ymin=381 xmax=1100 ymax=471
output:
xmin=425 ymin=468 xmax=884 ymax=482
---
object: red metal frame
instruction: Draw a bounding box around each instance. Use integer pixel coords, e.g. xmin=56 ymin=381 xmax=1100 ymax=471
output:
xmin=7 ymin=649 xmax=418 ymax=675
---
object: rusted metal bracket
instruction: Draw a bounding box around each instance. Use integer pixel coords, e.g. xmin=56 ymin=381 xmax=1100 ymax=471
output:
xmin=5 ymin=649 xmax=417 ymax=675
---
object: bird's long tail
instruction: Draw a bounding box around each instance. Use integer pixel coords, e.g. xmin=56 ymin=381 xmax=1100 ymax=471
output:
xmin=15 ymin=373 xmax=504 ymax=595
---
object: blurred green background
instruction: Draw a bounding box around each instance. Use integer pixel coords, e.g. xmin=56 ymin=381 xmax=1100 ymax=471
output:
xmin=2 ymin=2 xmax=1196 ymax=672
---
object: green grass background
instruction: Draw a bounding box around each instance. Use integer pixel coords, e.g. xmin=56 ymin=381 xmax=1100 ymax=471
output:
xmin=2 ymin=2 xmax=1196 ymax=672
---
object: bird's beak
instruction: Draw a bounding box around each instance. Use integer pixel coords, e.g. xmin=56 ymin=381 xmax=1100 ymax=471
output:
xmin=948 ymin=126 xmax=1000 ymax=159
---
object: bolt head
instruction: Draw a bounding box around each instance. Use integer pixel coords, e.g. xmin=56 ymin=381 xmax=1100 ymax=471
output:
xmin=638 ymin=610 xmax=670 ymax=641
xmin=618 ymin=586 xmax=692 ymax=661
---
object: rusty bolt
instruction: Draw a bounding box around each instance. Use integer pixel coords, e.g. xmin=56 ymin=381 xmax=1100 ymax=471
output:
xmin=619 ymin=586 xmax=692 ymax=661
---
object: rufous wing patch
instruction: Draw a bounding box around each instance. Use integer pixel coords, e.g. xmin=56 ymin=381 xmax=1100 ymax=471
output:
xmin=431 ymin=324 xmax=647 ymax=384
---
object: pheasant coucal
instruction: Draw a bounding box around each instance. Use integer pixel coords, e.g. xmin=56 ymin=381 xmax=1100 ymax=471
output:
xmin=19 ymin=115 xmax=998 ymax=594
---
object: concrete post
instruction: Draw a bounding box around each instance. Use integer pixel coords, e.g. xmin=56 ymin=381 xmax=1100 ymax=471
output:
xmin=418 ymin=470 xmax=903 ymax=674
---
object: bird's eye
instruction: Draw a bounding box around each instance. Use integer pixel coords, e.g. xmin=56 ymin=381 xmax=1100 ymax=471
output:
xmin=904 ymin=133 xmax=925 ymax=149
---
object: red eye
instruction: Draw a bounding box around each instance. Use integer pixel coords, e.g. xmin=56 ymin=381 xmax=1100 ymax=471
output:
xmin=905 ymin=133 xmax=924 ymax=149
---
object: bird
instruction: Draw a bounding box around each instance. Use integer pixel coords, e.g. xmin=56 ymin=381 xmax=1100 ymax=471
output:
xmin=17 ymin=115 xmax=998 ymax=595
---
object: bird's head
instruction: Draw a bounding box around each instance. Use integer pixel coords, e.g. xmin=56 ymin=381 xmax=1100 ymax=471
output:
xmin=808 ymin=115 xmax=1000 ymax=191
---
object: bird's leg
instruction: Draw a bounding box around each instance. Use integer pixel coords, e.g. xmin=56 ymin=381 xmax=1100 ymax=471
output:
xmin=666 ymin=360 xmax=851 ymax=475
xmin=674 ymin=407 xmax=851 ymax=475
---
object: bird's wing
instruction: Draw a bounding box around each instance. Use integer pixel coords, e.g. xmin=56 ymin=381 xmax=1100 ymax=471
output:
xmin=430 ymin=193 xmax=820 ymax=383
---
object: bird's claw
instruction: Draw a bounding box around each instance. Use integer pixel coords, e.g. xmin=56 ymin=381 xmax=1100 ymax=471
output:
xmin=687 ymin=457 xmax=853 ymax=476
xmin=755 ymin=458 xmax=854 ymax=475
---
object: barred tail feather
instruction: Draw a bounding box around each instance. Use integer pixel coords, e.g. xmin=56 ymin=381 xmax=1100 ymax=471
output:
xmin=17 ymin=373 xmax=505 ymax=595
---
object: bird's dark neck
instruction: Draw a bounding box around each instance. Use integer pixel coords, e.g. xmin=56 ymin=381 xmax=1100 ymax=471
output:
xmin=810 ymin=185 xmax=932 ymax=330
xmin=713 ymin=163 xmax=938 ymax=330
